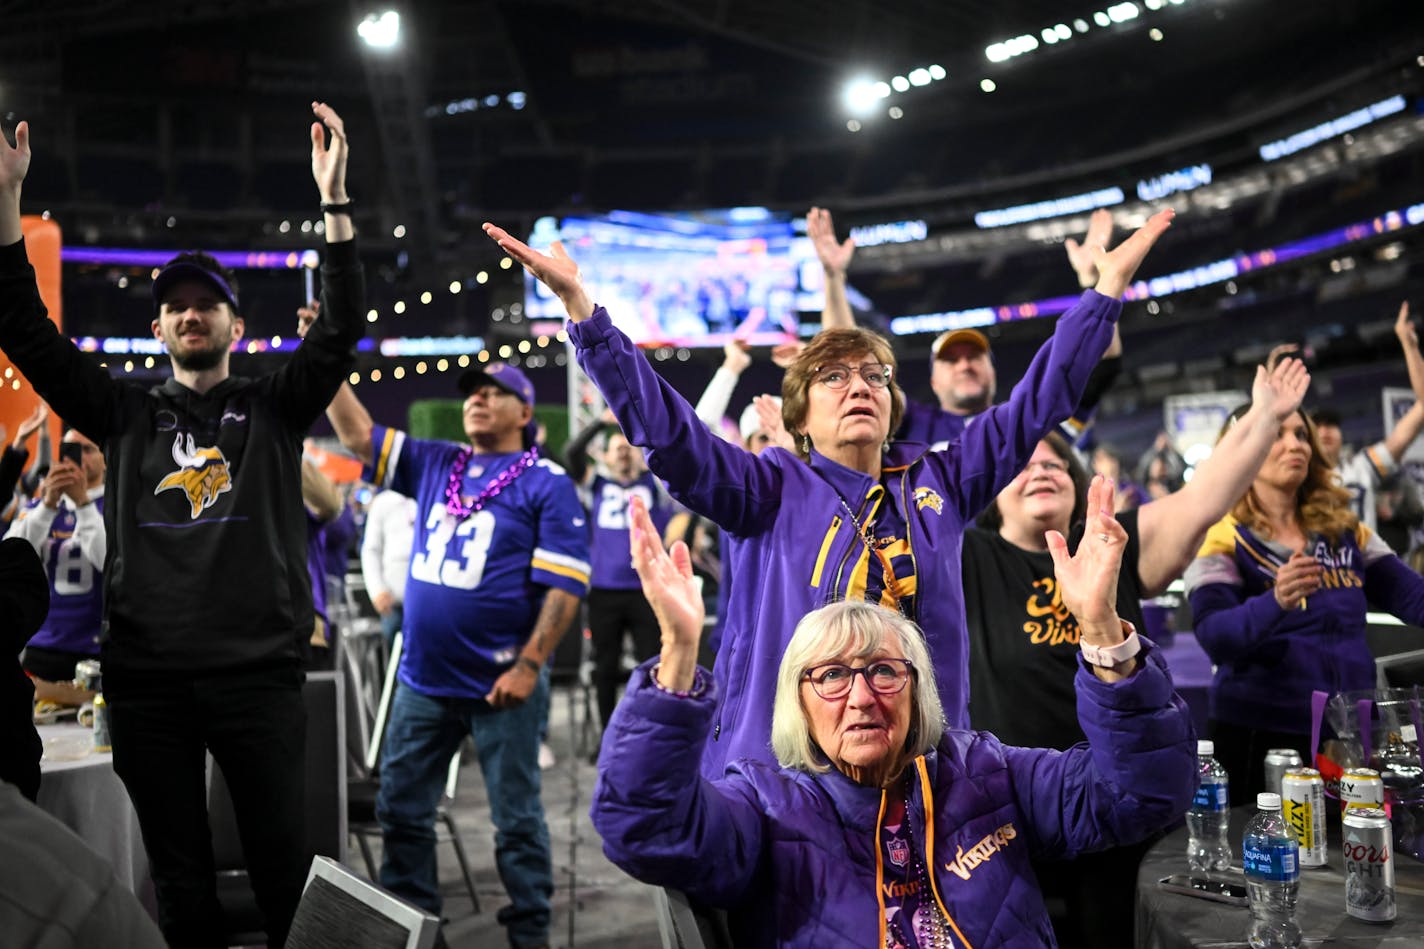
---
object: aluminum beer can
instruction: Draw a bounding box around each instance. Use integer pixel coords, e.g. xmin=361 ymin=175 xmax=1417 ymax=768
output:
xmin=1342 ymin=808 xmax=1395 ymax=922
xmin=74 ymin=658 xmax=102 ymax=693
xmin=1263 ymin=748 xmax=1303 ymax=799
xmin=1340 ymin=767 xmax=1385 ymax=816
xmin=1281 ymin=767 xmax=1327 ymax=867
xmin=92 ymin=693 xmax=112 ymax=753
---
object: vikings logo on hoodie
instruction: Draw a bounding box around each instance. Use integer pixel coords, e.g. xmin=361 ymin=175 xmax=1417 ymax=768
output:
xmin=154 ymin=432 xmax=233 ymax=519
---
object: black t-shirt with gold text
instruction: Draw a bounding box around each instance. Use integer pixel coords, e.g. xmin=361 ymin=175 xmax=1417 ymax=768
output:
xmin=963 ymin=509 xmax=1147 ymax=751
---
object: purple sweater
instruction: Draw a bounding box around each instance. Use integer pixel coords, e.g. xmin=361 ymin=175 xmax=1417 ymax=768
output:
xmin=591 ymin=648 xmax=1195 ymax=948
xmin=570 ymin=290 xmax=1121 ymax=777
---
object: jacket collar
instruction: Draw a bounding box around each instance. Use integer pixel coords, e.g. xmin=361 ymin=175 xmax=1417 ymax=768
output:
xmin=813 ymin=745 xmax=941 ymax=832
xmin=805 ymin=440 xmax=930 ymax=501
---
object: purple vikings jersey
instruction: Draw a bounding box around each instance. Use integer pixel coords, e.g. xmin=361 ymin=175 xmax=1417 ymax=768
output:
xmin=12 ymin=496 xmax=105 ymax=657
xmin=588 ymin=471 xmax=673 ymax=590
xmin=367 ymin=425 xmax=590 ymax=699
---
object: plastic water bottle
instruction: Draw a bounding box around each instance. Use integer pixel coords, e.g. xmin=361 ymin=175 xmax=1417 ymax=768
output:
xmin=1243 ymin=792 xmax=1301 ymax=949
xmin=1187 ymin=739 xmax=1232 ymax=871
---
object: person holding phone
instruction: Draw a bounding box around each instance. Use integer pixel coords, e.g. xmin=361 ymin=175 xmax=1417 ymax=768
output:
xmin=4 ymin=429 xmax=105 ymax=706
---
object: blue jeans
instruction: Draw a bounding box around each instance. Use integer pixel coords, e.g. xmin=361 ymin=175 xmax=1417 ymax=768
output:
xmin=377 ymin=672 xmax=552 ymax=947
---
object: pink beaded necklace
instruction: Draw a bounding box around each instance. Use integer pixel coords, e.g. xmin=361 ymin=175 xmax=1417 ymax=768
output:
xmin=444 ymin=445 xmax=540 ymax=518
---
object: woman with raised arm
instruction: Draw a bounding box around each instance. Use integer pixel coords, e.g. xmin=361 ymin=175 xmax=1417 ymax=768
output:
xmin=1185 ymin=399 xmax=1424 ymax=803
xmin=485 ymin=212 xmax=1172 ymax=779
xmin=591 ymin=487 xmax=1194 ymax=948
xmin=961 ymin=355 xmax=1308 ymax=947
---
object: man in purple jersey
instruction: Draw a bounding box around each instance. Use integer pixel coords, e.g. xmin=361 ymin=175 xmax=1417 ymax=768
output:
xmin=564 ymin=417 xmax=676 ymax=736
xmin=6 ymin=429 xmax=105 ymax=701
xmin=324 ymin=361 xmax=588 ymax=949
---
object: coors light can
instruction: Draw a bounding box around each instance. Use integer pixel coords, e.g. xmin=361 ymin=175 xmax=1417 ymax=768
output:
xmin=1263 ymin=748 xmax=1303 ymax=800
xmin=1342 ymin=808 xmax=1395 ymax=922
xmin=1281 ymin=767 xmax=1327 ymax=867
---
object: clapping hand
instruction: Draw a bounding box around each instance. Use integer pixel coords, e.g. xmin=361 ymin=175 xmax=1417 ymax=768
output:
xmin=13 ymin=401 xmax=47 ymax=448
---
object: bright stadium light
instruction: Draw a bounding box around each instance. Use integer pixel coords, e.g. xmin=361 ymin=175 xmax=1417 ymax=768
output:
xmin=843 ymin=77 xmax=880 ymax=116
xmin=357 ymin=11 xmax=401 ymax=49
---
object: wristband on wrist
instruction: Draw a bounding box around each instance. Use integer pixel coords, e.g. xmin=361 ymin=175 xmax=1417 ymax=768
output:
xmin=516 ymin=656 xmax=542 ymax=675
xmin=1079 ymin=620 xmax=1142 ymax=668
xmin=650 ymin=662 xmax=707 ymax=699
xmin=320 ymin=200 xmax=354 ymax=215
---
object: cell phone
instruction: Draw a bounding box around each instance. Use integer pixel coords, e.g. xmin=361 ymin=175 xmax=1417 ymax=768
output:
xmin=1157 ymin=874 xmax=1249 ymax=906
xmin=58 ymin=442 xmax=83 ymax=468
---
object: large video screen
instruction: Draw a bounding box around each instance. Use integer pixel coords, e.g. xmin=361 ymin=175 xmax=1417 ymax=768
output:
xmin=524 ymin=208 xmax=824 ymax=347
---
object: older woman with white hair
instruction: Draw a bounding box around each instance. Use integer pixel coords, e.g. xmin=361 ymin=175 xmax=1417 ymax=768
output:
xmin=591 ymin=485 xmax=1194 ymax=948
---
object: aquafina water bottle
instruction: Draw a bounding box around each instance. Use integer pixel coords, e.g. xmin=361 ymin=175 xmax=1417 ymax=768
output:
xmin=1187 ymin=739 xmax=1231 ymax=871
xmin=1243 ymin=792 xmax=1301 ymax=949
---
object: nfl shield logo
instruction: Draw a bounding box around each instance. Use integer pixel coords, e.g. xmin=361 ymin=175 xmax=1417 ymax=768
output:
xmin=887 ymin=835 xmax=909 ymax=868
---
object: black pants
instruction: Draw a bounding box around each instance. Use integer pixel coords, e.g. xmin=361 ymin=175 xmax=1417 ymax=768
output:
xmin=588 ymin=587 xmax=661 ymax=729
xmin=1033 ymin=835 xmax=1157 ymax=949
xmin=107 ymin=664 xmax=307 ymax=949
xmin=1208 ymin=719 xmax=1312 ymax=808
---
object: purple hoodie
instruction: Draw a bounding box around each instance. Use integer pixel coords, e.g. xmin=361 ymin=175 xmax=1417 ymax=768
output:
xmin=569 ymin=290 xmax=1121 ymax=778
xmin=591 ymin=647 xmax=1195 ymax=948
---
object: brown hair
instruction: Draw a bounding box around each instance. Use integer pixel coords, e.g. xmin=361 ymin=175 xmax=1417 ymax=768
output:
xmin=780 ymin=328 xmax=905 ymax=459
xmin=975 ymin=431 xmax=1089 ymax=532
xmin=1221 ymin=405 xmax=1355 ymax=543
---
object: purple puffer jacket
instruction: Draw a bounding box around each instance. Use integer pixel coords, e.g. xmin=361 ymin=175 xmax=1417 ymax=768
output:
xmin=569 ymin=291 xmax=1120 ymax=779
xmin=591 ymin=645 xmax=1195 ymax=949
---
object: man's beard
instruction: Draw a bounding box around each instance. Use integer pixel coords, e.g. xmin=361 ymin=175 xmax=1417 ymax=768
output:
xmin=170 ymin=338 xmax=227 ymax=371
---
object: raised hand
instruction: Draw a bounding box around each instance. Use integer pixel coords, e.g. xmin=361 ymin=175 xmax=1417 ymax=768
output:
xmin=1274 ymin=550 xmax=1322 ymax=610
xmin=629 ymin=493 xmax=703 ymax=654
xmin=296 ymin=299 xmax=320 ymax=340
xmin=1046 ymin=475 xmax=1126 ymax=634
xmin=14 ymin=400 xmax=48 ymax=445
xmin=808 ymin=206 xmax=855 ymax=276
xmin=482 ymin=222 xmax=594 ymax=321
xmin=0 ymin=120 xmax=30 ymax=245
xmin=310 ymin=101 xmax=349 ymax=204
xmin=1250 ymin=357 xmax=1310 ymax=424
xmin=1092 ymin=208 xmax=1175 ymax=300
xmin=770 ymin=341 xmax=804 ymax=369
xmin=1396 ymin=301 xmax=1416 ymax=349
xmin=753 ymin=394 xmax=797 ymax=453
xmin=1064 ymin=208 xmax=1114 ymax=288
xmin=721 ymin=338 xmax=751 ymax=375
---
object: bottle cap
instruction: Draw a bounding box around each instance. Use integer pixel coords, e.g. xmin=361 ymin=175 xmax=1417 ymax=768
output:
xmin=1197 ymin=739 xmax=1214 ymax=756
xmin=1257 ymin=792 xmax=1281 ymax=810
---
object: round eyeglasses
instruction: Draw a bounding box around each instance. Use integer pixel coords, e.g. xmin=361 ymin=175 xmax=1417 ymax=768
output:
xmin=801 ymin=658 xmax=914 ymax=700
xmin=813 ymin=363 xmax=893 ymax=390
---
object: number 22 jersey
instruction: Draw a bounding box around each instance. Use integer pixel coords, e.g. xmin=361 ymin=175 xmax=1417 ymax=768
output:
xmin=367 ymin=425 xmax=590 ymax=699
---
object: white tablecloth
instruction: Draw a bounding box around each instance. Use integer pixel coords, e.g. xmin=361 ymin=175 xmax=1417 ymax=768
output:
xmin=36 ymin=722 xmax=153 ymax=909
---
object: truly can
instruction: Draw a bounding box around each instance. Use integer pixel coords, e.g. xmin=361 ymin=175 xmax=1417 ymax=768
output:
xmin=92 ymin=693 xmax=112 ymax=753
xmin=74 ymin=658 xmax=102 ymax=693
xmin=1342 ymin=807 xmax=1395 ymax=922
xmin=1340 ymin=767 xmax=1385 ymax=817
xmin=1282 ymin=767 xmax=1327 ymax=868
xmin=1263 ymin=748 xmax=1303 ymax=800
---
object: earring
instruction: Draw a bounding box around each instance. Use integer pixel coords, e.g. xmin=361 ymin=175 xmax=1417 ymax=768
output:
xmin=802 ymin=433 xmax=811 ymax=455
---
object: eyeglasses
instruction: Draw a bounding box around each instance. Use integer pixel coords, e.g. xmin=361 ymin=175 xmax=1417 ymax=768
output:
xmin=813 ymin=363 xmax=893 ymax=390
xmin=1024 ymin=458 xmax=1069 ymax=476
xmin=802 ymin=658 xmax=914 ymax=700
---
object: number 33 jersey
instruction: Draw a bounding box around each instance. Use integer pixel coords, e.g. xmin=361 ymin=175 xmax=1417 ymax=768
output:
xmin=366 ymin=425 xmax=590 ymax=698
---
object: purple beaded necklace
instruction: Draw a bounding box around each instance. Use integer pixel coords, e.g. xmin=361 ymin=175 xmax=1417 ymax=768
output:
xmin=445 ymin=445 xmax=540 ymax=518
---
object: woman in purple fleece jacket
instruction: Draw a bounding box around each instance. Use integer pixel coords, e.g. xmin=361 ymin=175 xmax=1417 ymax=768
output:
xmin=483 ymin=213 xmax=1173 ymax=782
xmin=587 ymin=487 xmax=1192 ymax=948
